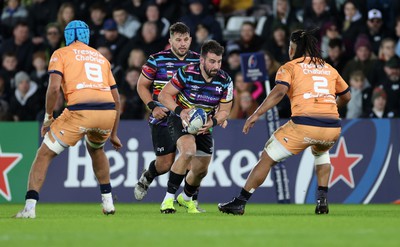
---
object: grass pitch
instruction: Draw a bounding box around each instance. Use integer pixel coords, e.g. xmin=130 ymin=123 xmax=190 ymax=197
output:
xmin=1 ymin=203 xmax=399 ymax=247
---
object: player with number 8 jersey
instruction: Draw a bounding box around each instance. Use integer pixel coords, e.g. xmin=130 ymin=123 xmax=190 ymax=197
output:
xmin=15 ymin=20 xmax=122 ymax=219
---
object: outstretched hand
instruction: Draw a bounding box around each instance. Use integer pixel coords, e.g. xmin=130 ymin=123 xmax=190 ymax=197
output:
xmin=110 ymin=135 xmax=123 ymax=151
xmin=243 ymin=114 xmax=259 ymax=134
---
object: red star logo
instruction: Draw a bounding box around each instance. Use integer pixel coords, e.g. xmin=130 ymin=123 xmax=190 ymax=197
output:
xmin=329 ymin=137 xmax=363 ymax=188
xmin=0 ymin=147 xmax=22 ymax=201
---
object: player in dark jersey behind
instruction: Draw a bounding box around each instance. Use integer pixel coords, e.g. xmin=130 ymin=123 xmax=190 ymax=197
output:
xmin=158 ymin=40 xmax=233 ymax=213
xmin=135 ymin=22 xmax=208 ymax=210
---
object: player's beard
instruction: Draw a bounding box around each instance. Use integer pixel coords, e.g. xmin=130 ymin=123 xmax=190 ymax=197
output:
xmin=172 ymin=45 xmax=188 ymax=58
xmin=204 ymin=64 xmax=218 ymax=78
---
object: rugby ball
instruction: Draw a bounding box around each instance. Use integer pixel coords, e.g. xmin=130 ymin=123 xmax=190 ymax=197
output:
xmin=186 ymin=108 xmax=207 ymax=134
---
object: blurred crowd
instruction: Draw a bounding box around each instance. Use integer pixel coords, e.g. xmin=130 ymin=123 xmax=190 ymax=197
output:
xmin=0 ymin=0 xmax=399 ymax=122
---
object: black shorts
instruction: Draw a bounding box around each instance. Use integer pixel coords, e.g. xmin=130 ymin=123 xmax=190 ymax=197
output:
xmin=168 ymin=114 xmax=213 ymax=154
xmin=150 ymin=124 xmax=176 ymax=156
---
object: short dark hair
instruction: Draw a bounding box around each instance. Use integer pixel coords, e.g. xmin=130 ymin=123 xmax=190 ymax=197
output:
xmin=328 ymin=38 xmax=343 ymax=49
xmin=201 ymin=40 xmax=224 ymax=57
xmin=169 ymin=22 xmax=190 ymax=36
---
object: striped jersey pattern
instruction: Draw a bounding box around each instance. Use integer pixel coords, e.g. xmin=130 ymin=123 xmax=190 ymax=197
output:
xmin=141 ymin=49 xmax=200 ymax=100
xmin=170 ymin=63 xmax=234 ymax=116
xmin=141 ymin=49 xmax=199 ymax=125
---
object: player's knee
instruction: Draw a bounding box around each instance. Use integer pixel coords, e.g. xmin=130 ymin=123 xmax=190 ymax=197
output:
xmin=180 ymin=151 xmax=196 ymax=161
xmin=265 ymin=135 xmax=292 ymax=162
xmin=313 ymin=151 xmax=331 ymax=165
xmin=43 ymin=132 xmax=66 ymax=155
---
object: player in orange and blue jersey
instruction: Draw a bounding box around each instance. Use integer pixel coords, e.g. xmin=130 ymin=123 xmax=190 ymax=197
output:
xmin=15 ymin=20 xmax=122 ymax=218
xmin=218 ymin=29 xmax=351 ymax=215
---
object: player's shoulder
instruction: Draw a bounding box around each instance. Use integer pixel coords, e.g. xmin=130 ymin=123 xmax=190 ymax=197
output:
xmin=187 ymin=50 xmax=200 ymax=59
xmin=181 ymin=62 xmax=199 ymax=72
xmin=217 ymin=69 xmax=232 ymax=81
xmin=151 ymin=49 xmax=173 ymax=58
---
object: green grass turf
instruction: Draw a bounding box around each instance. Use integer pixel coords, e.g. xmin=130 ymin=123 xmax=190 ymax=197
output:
xmin=1 ymin=203 xmax=399 ymax=247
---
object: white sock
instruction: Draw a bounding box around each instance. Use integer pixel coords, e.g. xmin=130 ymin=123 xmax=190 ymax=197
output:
xmin=25 ymin=199 xmax=37 ymax=210
xmin=182 ymin=192 xmax=192 ymax=201
xmin=102 ymin=192 xmax=113 ymax=202
xmin=163 ymin=192 xmax=175 ymax=201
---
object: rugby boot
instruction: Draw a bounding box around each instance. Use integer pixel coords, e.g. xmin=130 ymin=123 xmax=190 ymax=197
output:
xmin=218 ymin=197 xmax=246 ymax=215
xmin=315 ymin=197 xmax=329 ymax=214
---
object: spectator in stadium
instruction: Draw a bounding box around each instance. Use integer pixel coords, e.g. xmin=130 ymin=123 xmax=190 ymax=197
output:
xmin=145 ymin=2 xmax=170 ymax=38
xmin=39 ymin=23 xmax=65 ymax=62
xmin=264 ymin=50 xmax=291 ymax=118
xmin=0 ymin=73 xmax=11 ymax=104
xmin=119 ymin=67 xmax=145 ymax=120
xmin=180 ymin=0 xmax=223 ymax=43
xmin=325 ymin=38 xmax=348 ymax=74
xmin=218 ymin=29 xmax=351 ymax=215
xmin=227 ymin=21 xmax=264 ymax=55
xmin=0 ymin=21 xmax=34 ymax=72
xmin=122 ymin=0 xmax=147 ymax=22
xmin=95 ymin=18 xmax=129 ymax=67
xmin=15 ymin=20 xmax=122 ymax=219
xmin=9 ymin=71 xmax=42 ymax=121
xmin=222 ymin=44 xmax=240 ymax=78
xmin=303 ymin=0 xmax=335 ymax=35
xmin=56 ymin=2 xmax=75 ymax=32
xmin=263 ymin=23 xmax=290 ymax=63
xmin=370 ymin=37 xmax=397 ymax=88
xmin=320 ymin=21 xmax=341 ymax=59
xmin=118 ymin=21 xmax=167 ymax=64
xmin=1 ymin=0 xmax=29 ymax=38
xmin=364 ymin=9 xmax=394 ymax=56
xmin=191 ymin=23 xmax=211 ymax=53
xmin=342 ymin=34 xmax=377 ymax=84
xmin=28 ymin=0 xmax=59 ymax=46
xmin=340 ymin=0 xmax=366 ymax=59
xmin=230 ymin=72 xmax=260 ymax=119
xmin=158 ymin=40 xmax=233 ymax=214
xmin=87 ymin=2 xmax=108 ymax=47
xmin=153 ymin=0 xmax=183 ymax=24
xmin=30 ymin=51 xmax=49 ymax=99
xmin=134 ymin=22 xmax=205 ymax=213
xmin=341 ymin=70 xmax=372 ymax=119
xmin=260 ymin=0 xmax=300 ymax=42
xmin=0 ymin=52 xmax=18 ymax=94
xmin=362 ymin=86 xmax=397 ymax=118
xmin=97 ymin=46 xmax=124 ymax=87
xmin=379 ymin=55 xmax=400 ymax=115
xmin=126 ymin=48 xmax=147 ymax=70
xmin=112 ymin=6 xmax=141 ymax=39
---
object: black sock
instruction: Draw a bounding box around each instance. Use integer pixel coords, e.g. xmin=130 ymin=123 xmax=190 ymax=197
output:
xmin=317 ymin=186 xmax=328 ymax=199
xmin=167 ymin=171 xmax=185 ymax=194
xmin=100 ymin=183 xmax=112 ymax=194
xmin=183 ymin=179 xmax=199 ymax=198
xmin=26 ymin=190 xmax=39 ymax=201
xmin=145 ymin=160 xmax=158 ymax=182
xmin=237 ymin=188 xmax=252 ymax=202
xmin=192 ymin=187 xmax=199 ymax=201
